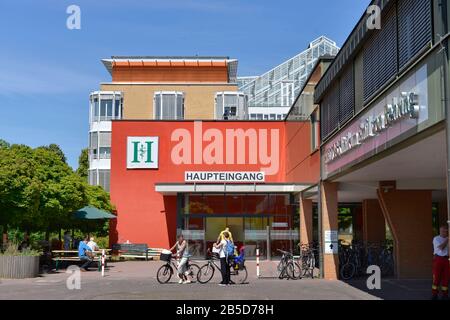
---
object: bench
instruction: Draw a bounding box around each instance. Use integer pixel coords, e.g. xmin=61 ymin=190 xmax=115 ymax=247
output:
xmin=112 ymin=243 xmax=150 ymax=260
xmin=52 ymin=250 xmax=111 ymax=271
xmin=148 ymin=248 xmax=164 ymax=260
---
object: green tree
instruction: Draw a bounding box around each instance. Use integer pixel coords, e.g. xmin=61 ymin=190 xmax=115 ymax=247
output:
xmin=31 ymin=147 xmax=86 ymax=235
xmin=0 ymin=144 xmax=40 ymax=232
xmin=40 ymin=144 xmax=67 ymax=164
xmin=76 ymin=148 xmax=89 ymax=180
xmin=0 ymin=139 xmax=10 ymax=149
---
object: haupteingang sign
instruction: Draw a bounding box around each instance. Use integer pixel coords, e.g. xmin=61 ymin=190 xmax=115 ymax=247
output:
xmin=185 ymin=171 xmax=265 ymax=183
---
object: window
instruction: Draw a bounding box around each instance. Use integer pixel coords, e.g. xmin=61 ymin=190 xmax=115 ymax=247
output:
xmin=310 ymin=109 xmax=320 ymax=151
xmin=215 ymin=92 xmax=248 ymax=120
xmin=154 ymin=92 xmax=184 ymax=120
xmin=89 ymin=132 xmax=111 ymax=159
xmin=90 ymin=92 xmax=122 ymax=123
xmin=250 ymin=114 xmax=257 ymax=120
xmin=89 ymin=132 xmax=98 ymax=159
xmin=257 ymin=114 xmax=263 ymax=120
xmin=269 ymin=114 xmax=276 ymax=120
xmin=263 ymin=114 xmax=269 ymax=120
xmin=98 ymin=169 xmax=110 ymax=192
xmin=276 ymin=114 xmax=282 ymax=120
xmin=281 ymin=81 xmax=294 ymax=106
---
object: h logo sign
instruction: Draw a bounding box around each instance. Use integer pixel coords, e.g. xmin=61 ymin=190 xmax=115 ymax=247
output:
xmin=127 ymin=137 xmax=159 ymax=169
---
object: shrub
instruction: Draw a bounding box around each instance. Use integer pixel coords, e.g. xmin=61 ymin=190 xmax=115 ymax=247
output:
xmin=0 ymin=243 xmax=41 ymax=257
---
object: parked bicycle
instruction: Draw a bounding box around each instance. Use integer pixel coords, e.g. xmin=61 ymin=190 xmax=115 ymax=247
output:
xmin=197 ymin=248 xmax=248 ymax=284
xmin=339 ymin=241 xmax=394 ymax=280
xmin=276 ymin=249 xmax=301 ymax=280
xmin=297 ymin=243 xmax=318 ymax=278
xmin=156 ymin=251 xmax=200 ymax=284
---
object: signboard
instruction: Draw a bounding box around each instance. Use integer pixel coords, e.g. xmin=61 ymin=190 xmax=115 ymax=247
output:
xmin=127 ymin=137 xmax=159 ymax=169
xmin=322 ymin=64 xmax=428 ymax=177
xmin=324 ymin=230 xmax=338 ymax=254
xmin=185 ymin=171 xmax=265 ymax=183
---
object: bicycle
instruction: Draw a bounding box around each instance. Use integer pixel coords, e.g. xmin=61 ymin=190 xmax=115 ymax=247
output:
xmin=156 ymin=252 xmax=200 ymax=284
xmin=276 ymin=249 xmax=300 ymax=280
xmin=197 ymin=249 xmax=248 ymax=284
xmin=298 ymin=243 xmax=317 ymax=278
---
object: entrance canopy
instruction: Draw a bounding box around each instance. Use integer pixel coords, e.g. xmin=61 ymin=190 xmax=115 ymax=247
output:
xmin=155 ymin=183 xmax=311 ymax=195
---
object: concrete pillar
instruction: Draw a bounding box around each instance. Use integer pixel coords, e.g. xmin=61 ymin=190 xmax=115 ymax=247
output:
xmin=320 ymin=181 xmax=339 ymax=280
xmin=353 ymin=205 xmax=364 ymax=243
xmin=299 ymin=197 xmax=313 ymax=245
xmin=377 ymin=184 xmax=432 ymax=279
xmin=362 ymin=199 xmax=386 ymax=244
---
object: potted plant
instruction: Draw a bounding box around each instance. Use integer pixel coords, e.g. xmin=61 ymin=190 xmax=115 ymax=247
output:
xmin=0 ymin=243 xmax=41 ymax=279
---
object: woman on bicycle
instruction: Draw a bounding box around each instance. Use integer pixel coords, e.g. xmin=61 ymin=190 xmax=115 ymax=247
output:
xmin=170 ymin=234 xmax=191 ymax=284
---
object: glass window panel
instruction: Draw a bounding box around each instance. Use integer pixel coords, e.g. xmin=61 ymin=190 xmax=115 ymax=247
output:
xmin=114 ymin=99 xmax=121 ymax=118
xmin=226 ymin=194 xmax=244 ymax=214
xmin=204 ymin=195 xmax=226 ymax=214
xmin=154 ymin=94 xmax=161 ymax=119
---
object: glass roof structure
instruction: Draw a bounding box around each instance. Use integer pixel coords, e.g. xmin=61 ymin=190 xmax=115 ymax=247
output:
xmin=237 ymin=36 xmax=339 ymax=107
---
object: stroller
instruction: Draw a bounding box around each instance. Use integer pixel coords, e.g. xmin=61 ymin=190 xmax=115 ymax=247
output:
xmin=231 ymin=247 xmax=246 ymax=270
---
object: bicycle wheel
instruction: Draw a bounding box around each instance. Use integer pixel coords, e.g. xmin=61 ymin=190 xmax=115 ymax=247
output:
xmin=231 ymin=266 xmax=248 ymax=284
xmin=197 ymin=263 xmax=215 ymax=284
xmin=289 ymin=262 xmax=302 ymax=280
xmin=187 ymin=263 xmax=200 ymax=282
xmin=157 ymin=264 xmax=173 ymax=284
xmin=340 ymin=262 xmax=356 ymax=280
xmin=278 ymin=263 xmax=288 ymax=279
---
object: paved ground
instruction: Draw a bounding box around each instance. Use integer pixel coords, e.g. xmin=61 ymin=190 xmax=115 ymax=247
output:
xmin=0 ymin=261 xmax=432 ymax=300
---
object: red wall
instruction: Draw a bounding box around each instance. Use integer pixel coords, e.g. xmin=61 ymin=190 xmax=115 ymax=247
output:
xmin=285 ymin=121 xmax=320 ymax=183
xmin=110 ymin=120 xmax=317 ymax=248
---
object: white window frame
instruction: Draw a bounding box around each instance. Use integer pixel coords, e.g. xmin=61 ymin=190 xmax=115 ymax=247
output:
xmin=153 ymin=91 xmax=185 ymax=120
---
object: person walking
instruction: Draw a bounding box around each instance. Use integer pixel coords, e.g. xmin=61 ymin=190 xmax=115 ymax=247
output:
xmin=63 ymin=231 xmax=72 ymax=250
xmin=214 ymin=231 xmax=232 ymax=286
xmin=432 ymin=225 xmax=449 ymax=300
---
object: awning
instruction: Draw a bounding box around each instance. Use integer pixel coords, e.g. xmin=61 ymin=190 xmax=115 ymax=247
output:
xmin=73 ymin=206 xmax=117 ymax=220
xmin=155 ymin=183 xmax=311 ymax=195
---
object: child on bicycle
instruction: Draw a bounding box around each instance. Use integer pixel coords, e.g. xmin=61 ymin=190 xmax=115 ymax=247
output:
xmin=170 ymin=234 xmax=191 ymax=284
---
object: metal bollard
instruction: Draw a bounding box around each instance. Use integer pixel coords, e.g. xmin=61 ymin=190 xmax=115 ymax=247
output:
xmin=256 ymin=248 xmax=260 ymax=278
xmin=101 ymin=249 xmax=105 ymax=277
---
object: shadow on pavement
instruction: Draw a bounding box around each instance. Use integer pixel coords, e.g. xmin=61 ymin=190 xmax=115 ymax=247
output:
xmin=343 ymin=278 xmax=431 ymax=300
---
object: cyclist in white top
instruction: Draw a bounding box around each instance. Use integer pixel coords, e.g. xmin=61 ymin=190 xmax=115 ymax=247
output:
xmin=170 ymin=234 xmax=191 ymax=284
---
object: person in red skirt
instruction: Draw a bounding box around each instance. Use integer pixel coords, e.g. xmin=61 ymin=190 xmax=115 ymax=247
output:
xmin=432 ymin=225 xmax=449 ymax=300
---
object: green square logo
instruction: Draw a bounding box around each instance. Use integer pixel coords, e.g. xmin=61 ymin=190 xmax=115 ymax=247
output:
xmin=127 ymin=137 xmax=159 ymax=169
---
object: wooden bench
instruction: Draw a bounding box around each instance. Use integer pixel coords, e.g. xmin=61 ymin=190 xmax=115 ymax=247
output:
xmin=112 ymin=244 xmax=150 ymax=260
xmin=52 ymin=250 xmax=111 ymax=271
xmin=148 ymin=248 xmax=164 ymax=260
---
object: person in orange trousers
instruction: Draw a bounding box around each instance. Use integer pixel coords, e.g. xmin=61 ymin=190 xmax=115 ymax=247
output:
xmin=432 ymin=225 xmax=449 ymax=300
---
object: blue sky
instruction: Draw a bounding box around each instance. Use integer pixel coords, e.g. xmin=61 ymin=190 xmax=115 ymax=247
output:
xmin=0 ymin=0 xmax=370 ymax=169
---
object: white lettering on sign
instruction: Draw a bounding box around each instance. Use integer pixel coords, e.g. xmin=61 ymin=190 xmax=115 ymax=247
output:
xmin=325 ymin=92 xmax=419 ymax=164
xmin=185 ymin=171 xmax=265 ymax=183
xmin=171 ymin=122 xmax=280 ymax=175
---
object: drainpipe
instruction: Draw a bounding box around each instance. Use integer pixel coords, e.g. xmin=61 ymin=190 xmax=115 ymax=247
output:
xmin=317 ymin=181 xmax=323 ymax=278
xmin=438 ymin=0 xmax=450 ymax=236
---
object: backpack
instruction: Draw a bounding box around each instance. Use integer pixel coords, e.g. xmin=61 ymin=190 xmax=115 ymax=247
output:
xmin=225 ymin=240 xmax=234 ymax=257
